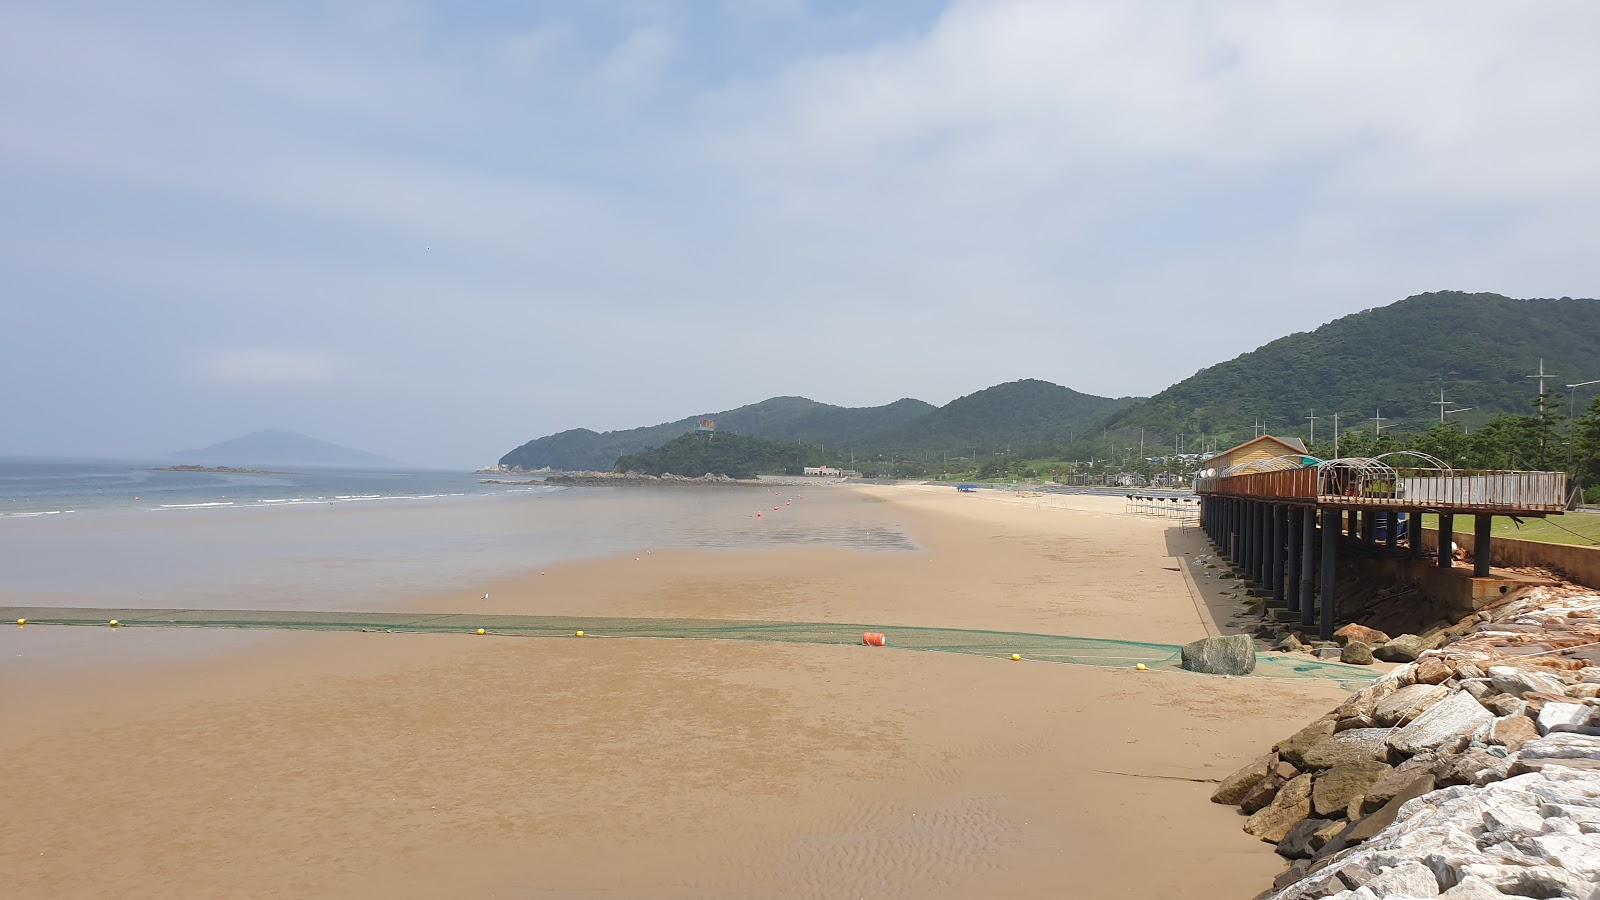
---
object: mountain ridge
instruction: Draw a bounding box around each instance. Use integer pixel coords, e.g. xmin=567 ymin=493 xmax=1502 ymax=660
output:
xmin=171 ymin=429 xmax=397 ymax=468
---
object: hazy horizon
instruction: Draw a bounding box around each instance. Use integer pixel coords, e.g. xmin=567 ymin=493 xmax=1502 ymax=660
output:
xmin=5 ymin=1 xmax=1598 ymax=468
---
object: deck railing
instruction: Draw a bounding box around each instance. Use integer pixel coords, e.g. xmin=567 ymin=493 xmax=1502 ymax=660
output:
xmin=1196 ymin=467 xmax=1567 ymax=514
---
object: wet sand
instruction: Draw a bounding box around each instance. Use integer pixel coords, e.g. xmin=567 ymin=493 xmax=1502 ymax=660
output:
xmin=0 ymin=485 xmax=1346 ymax=898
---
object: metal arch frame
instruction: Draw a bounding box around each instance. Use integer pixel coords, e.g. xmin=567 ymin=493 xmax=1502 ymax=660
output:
xmin=1218 ymin=454 xmax=1311 ymax=477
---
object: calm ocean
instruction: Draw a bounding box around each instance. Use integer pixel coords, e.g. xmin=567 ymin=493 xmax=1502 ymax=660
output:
xmin=0 ymin=459 xmax=914 ymax=612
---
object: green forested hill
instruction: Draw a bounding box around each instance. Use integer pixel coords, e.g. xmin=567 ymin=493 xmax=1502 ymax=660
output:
xmin=499 ymin=396 xmax=936 ymax=471
xmin=855 ymin=379 xmax=1135 ymax=455
xmin=499 ymin=380 xmax=1130 ymax=471
xmin=1104 ymin=292 xmax=1600 ymax=449
xmin=613 ymin=432 xmax=828 ymax=479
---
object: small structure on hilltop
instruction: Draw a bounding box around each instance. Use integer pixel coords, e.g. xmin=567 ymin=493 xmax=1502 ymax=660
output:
xmin=692 ymin=418 xmax=717 ymax=433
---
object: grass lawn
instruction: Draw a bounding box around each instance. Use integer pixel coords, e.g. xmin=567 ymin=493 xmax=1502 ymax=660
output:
xmin=1420 ymin=512 xmax=1600 ymax=547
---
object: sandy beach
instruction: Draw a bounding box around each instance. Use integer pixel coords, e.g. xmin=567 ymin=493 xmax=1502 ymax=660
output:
xmin=0 ymin=485 xmax=1350 ymax=898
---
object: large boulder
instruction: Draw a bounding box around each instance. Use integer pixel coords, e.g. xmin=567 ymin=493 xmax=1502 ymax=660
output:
xmin=1537 ymin=701 xmax=1595 ymax=735
xmin=1345 ymin=774 xmax=1435 ymax=842
xmin=1341 ymin=642 xmax=1375 ymax=665
xmin=1276 ymin=817 xmax=1337 ymax=859
xmin=1374 ymin=683 xmax=1451 ymax=727
xmin=1275 ymin=718 xmax=1337 ymax=769
xmin=1244 ymin=772 xmax=1314 ymax=842
xmin=1412 ymin=656 xmax=1454 ymax=685
xmin=1490 ymin=715 xmax=1539 ymax=752
xmin=1239 ymin=774 xmax=1285 ymax=814
xmin=1509 ymin=733 xmax=1600 ymax=774
xmin=1359 ymin=753 xmax=1438 ymax=814
xmin=1180 ymin=634 xmax=1256 ymax=676
xmin=1386 ymin=690 xmax=1495 ymax=757
xmin=1299 ymin=728 xmax=1391 ymax=769
xmin=1311 ymin=761 xmax=1392 ymax=817
xmin=1334 ymin=623 xmax=1391 ymax=647
xmin=1487 ymin=665 xmax=1570 ymax=698
xmin=1211 ymin=752 xmax=1274 ymax=805
xmin=1374 ymin=634 xmax=1427 ymax=662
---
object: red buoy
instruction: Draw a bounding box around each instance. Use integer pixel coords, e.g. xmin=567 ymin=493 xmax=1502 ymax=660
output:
xmin=862 ymin=632 xmax=886 ymax=647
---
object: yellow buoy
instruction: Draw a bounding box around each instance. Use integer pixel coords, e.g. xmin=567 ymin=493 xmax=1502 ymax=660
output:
xmin=476 ymin=628 xmax=486 ymax=635
xmin=575 ymin=630 xmax=585 ymax=637
xmin=1011 ymin=653 xmax=1021 ymax=661
xmin=109 ymin=619 xmax=119 ymax=627
xmin=1136 ymin=663 xmax=1148 ymax=671
xmin=16 ymin=618 xmax=25 ymax=626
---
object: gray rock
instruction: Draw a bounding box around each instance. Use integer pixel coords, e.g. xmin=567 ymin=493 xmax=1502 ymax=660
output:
xmin=1510 ymin=733 xmax=1600 ymax=774
xmin=1276 ymin=817 xmax=1336 ymax=859
xmin=1181 ymin=633 xmax=1257 ymax=676
xmin=1374 ymin=683 xmax=1451 ymax=727
xmin=1340 ymin=642 xmax=1374 ymax=665
xmin=1487 ymin=665 xmax=1570 ymax=699
xmin=1438 ymin=875 xmax=1511 ymax=898
xmin=1537 ymin=701 xmax=1594 ymax=735
xmin=1312 ymin=761 xmax=1392 ymax=817
xmin=1387 ymin=691 xmax=1496 ymax=757
xmin=1272 ymin=859 xmax=1311 ymax=891
xmin=1362 ymin=861 xmax=1441 ymax=897
xmin=1213 ymin=752 xmax=1276 ymax=805
xmin=1374 ymin=634 xmax=1427 ymax=663
xmin=1301 ymin=728 xmax=1392 ymax=769
xmin=1432 ymin=748 xmax=1502 ymax=787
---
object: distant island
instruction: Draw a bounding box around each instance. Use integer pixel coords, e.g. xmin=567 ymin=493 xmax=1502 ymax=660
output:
xmin=156 ymin=465 xmax=294 ymax=475
xmin=168 ymin=429 xmax=397 ymax=469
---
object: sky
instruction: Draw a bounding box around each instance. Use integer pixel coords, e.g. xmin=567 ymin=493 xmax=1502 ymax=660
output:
xmin=3 ymin=1 xmax=1598 ymax=468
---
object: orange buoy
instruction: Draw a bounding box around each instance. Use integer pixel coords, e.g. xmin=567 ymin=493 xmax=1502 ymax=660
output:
xmin=862 ymin=632 xmax=886 ymax=647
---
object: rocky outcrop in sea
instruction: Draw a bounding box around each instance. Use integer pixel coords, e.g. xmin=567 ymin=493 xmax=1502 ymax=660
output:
xmin=1215 ymin=584 xmax=1600 ymax=899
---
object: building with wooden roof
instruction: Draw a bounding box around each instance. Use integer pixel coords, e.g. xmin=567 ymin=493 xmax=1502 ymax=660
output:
xmin=1201 ymin=435 xmax=1310 ymax=473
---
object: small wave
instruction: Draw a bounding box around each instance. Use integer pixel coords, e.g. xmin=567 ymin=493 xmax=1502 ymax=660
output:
xmin=156 ymin=501 xmax=237 ymax=510
xmin=0 ymin=509 xmax=77 ymax=519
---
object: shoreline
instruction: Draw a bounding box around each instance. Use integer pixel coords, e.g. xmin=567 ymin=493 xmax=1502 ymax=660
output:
xmin=0 ymin=483 xmax=1354 ymax=898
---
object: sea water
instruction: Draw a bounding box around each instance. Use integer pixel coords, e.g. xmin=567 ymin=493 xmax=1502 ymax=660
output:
xmin=0 ymin=459 xmax=915 ymax=611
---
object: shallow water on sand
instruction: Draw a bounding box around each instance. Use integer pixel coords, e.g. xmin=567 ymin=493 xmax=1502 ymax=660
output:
xmin=0 ymin=485 xmax=915 ymax=611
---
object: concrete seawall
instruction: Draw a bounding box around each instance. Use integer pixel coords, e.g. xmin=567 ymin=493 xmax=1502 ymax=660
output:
xmin=1422 ymin=526 xmax=1600 ymax=591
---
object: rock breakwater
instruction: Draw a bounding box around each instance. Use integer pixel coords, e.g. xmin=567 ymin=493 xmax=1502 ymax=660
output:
xmin=1216 ymin=584 xmax=1600 ymax=899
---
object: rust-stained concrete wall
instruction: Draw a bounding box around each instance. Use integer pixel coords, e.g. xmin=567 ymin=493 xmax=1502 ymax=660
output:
xmin=1421 ymin=526 xmax=1600 ymax=591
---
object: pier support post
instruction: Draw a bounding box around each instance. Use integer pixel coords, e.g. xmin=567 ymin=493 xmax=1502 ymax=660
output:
xmin=1249 ymin=501 xmax=1262 ymax=584
xmin=1362 ymin=510 xmax=1376 ymax=547
xmin=1299 ymin=507 xmax=1316 ymax=626
xmin=1438 ymin=514 xmax=1454 ymax=568
xmin=1474 ymin=514 xmax=1493 ymax=578
xmin=1285 ymin=506 xmax=1301 ymax=613
xmin=1409 ymin=511 xmax=1424 ymax=558
xmin=1271 ymin=504 xmax=1286 ymax=603
xmin=1384 ymin=511 xmax=1397 ymax=550
xmin=1319 ymin=508 xmax=1339 ymax=640
xmin=1258 ymin=502 xmax=1271 ymax=587
xmin=1228 ymin=496 xmax=1241 ymax=560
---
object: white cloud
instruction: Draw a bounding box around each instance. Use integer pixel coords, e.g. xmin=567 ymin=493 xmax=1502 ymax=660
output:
xmin=708 ymin=0 xmax=1600 ymax=206
xmin=194 ymin=349 xmax=339 ymax=386
xmin=598 ymin=28 xmax=677 ymax=97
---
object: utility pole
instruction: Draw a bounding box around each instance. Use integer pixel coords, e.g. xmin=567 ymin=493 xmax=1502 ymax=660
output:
xmin=1306 ymin=409 xmax=1317 ymax=445
xmin=1527 ymin=359 xmax=1557 ymax=397
xmin=1370 ymin=408 xmax=1389 ymax=436
xmin=1333 ymin=413 xmax=1341 ymax=459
